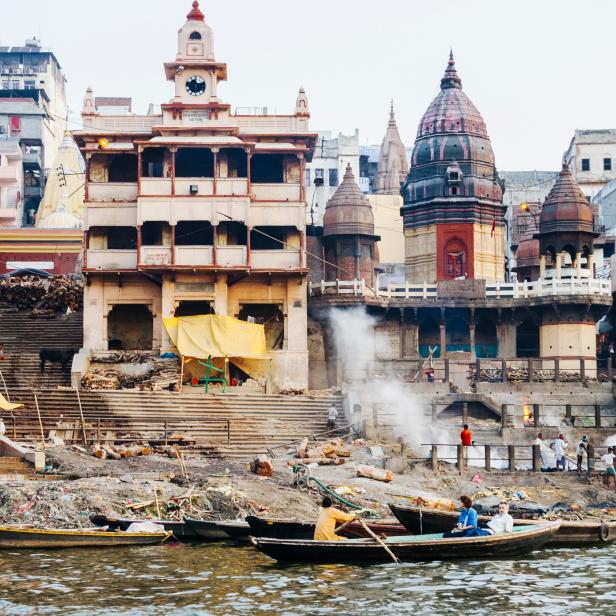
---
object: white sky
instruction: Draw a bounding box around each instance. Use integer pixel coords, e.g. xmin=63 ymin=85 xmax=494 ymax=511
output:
xmin=2 ymin=0 xmax=615 ymax=170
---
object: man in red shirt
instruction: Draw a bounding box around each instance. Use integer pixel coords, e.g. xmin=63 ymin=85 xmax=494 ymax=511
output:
xmin=461 ymin=424 xmax=473 ymax=467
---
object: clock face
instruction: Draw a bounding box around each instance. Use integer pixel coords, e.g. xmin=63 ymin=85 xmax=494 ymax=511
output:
xmin=185 ymin=76 xmax=206 ymax=96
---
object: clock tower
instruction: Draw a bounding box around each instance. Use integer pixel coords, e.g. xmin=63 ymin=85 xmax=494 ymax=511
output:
xmin=163 ymin=1 xmax=228 ymax=106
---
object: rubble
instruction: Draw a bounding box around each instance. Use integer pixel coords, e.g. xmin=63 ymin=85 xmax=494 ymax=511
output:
xmin=0 ymin=275 xmax=83 ymax=314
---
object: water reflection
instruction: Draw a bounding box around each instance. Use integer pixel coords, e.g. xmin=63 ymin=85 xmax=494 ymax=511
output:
xmin=0 ymin=542 xmax=613 ymax=615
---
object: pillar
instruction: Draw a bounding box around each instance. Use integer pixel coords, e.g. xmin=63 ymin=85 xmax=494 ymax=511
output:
xmin=161 ymin=274 xmax=176 ymax=349
xmin=439 ymin=321 xmax=446 ymax=357
xmin=539 ymin=255 xmax=546 ymax=278
xmin=496 ymin=322 xmax=516 ymax=358
xmin=213 ymin=274 xmax=228 ymax=316
xmin=555 ymin=252 xmax=562 ymax=279
xmin=469 ymin=321 xmax=476 ymax=360
xmin=575 ymin=251 xmax=582 ymax=278
xmin=587 ymin=253 xmax=595 ymax=276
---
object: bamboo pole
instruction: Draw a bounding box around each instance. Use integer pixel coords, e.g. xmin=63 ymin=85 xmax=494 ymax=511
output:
xmin=179 ymin=356 xmax=185 ymax=393
xmin=0 ymin=369 xmax=10 ymax=403
xmin=33 ymin=393 xmax=45 ymax=450
xmin=358 ymin=519 xmax=400 ymax=564
xmin=72 ymin=376 xmax=88 ymax=446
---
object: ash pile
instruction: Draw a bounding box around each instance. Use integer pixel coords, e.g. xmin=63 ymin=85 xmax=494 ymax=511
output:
xmin=82 ymin=351 xmax=180 ymax=392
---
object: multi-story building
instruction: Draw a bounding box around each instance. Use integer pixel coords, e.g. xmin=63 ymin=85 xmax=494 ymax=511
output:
xmin=0 ymin=136 xmax=23 ymax=226
xmin=564 ymin=129 xmax=616 ymax=198
xmin=73 ymin=2 xmax=316 ymax=390
xmin=305 ymin=130 xmax=360 ymax=227
xmin=0 ymin=38 xmax=67 ymax=173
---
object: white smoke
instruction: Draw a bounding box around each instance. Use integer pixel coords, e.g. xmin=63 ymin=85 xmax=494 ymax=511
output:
xmin=328 ymin=306 xmax=446 ymax=452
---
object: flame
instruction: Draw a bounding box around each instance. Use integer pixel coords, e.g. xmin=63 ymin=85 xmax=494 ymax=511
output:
xmin=523 ymin=404 xmax=532 ymax=425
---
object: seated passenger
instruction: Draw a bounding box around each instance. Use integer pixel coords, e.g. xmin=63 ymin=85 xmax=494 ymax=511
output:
xmin=484 ymin=501 xmax=514 ymax=535
xmin=443 ymin=495 xmax=483 ymax=538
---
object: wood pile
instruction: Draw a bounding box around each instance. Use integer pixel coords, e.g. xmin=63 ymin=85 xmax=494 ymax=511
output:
xmin=89 ymin=443 xmax=152 ymax=460
xmin=471 ymin=367 xmax=590 ymax=384
xmin=0 ymin=275 xmax=83 ymax=314
xmin=356 ymin=465 xmax=393 ymax=483
xmin=82 ymin=354 xmax=180 ymax=391
xmin=291 ymin=437 xmax=350 ymax=466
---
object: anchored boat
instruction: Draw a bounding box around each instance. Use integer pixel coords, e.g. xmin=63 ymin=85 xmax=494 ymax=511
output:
xmin=91 ymin=515 xmax=199 ymax=539
xmin=0 ymin=526 xmax=172 ymax=549
xmin=389 ymin=503 xmax=616 ymax=546
xmin=252 ymin=522 xmax=560 ymax=564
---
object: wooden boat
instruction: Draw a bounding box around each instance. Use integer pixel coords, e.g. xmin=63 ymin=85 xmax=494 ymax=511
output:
xmin=216 ymin=520 xmax=251 ymax=541
xmin=0 ymin=526 xmax=172 ymax=549
xmin=183 ymin=518 xmax=234 ymax=540
xmin=389 ymin=503 xmax=616 ymax=547
xmin=246 ymin=515 xmax=410 ymax=540
xmin=252 ymin=522 xmax=560 ymax=564
xmin=90 ymin=515 xmax=199 ymax=540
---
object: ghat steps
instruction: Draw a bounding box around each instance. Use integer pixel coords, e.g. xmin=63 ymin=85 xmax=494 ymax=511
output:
xmin=5 ymin=389 xmax=345 ymax=459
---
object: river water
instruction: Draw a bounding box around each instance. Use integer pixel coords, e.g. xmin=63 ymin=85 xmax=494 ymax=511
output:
xmin=0 ymin=542 xmax=613 ymax=615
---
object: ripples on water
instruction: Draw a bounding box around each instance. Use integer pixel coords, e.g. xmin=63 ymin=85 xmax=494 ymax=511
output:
xmin=0 ymin=542 xmax=613 ymax=615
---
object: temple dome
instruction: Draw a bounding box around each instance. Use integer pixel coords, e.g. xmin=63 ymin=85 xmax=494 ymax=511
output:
xmin=515 ymin=238 xmax=540 ymax=265
xmin=539 ymin=163 xmax=594 ymax=234
xmin=323 ymin=165 xmax=376 ymax=237
xmin=403 ymin=52 xmax=502 ymax=205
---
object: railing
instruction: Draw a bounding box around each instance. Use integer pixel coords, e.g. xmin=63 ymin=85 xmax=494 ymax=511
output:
xmin=251 ymin=249 xmax=301 ymax=270
xmin=522 ymin=403 xmax=616 ymax=429
xmin=140 ymin=246 xmax=172 ymax=266
xmin=309 ymin=277 xmax=612 ymax=299
xmin=474 ymin=358 xmax=604 ymax=384
xmin=175 ymin=246 xmax=213 ymax=267
xmin=86 ymin=249 xmax=137 ymax=270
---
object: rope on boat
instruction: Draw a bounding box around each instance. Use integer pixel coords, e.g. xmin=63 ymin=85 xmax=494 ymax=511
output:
xmin=307 ymin=476 xmax=377 ymax=517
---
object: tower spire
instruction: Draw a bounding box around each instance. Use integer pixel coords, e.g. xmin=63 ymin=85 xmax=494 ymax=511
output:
xmin=186 ymin=0 xmax=205 ymax=22
xmin=441 ymin=49 xmax=462 ymax=90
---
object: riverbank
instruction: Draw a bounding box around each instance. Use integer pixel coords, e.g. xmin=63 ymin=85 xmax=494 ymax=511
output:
xmin=1 ymin=440 xmax=615 ymax=528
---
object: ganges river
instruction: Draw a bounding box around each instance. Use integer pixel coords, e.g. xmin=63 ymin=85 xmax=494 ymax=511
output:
xmin=0 ymin=542 xmax=614 ymax=615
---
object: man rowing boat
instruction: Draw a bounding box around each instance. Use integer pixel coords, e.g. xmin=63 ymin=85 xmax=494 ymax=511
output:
xmin=314 ymin=497 xmax=356 ymax=541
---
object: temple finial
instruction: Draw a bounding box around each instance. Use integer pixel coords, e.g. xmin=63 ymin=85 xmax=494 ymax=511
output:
xmin=441 ymin=50 xmax=462 ymax=90
xmin=187 ymin=1 xmax=205 ymax=21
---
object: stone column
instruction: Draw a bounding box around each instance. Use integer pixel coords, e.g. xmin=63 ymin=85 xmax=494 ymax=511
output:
xmin=556 ymin=252 xmax=562 ymax=278
xmin=469 ymin=321 xmax=476 ymax=360
xmin=588 ymin=253 xmax=595 ymax=276
xmin=440 ymin=321 xmax=446 ymax=357
xmin=540 ymin=255 xmax=546 ymax=278
xmin=575 ymin=251 xmax=582 ymax=278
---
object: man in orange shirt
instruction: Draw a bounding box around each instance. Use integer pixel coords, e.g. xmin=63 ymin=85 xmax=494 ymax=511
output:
xmin=461 ymin=424 xmax=473 ymax=467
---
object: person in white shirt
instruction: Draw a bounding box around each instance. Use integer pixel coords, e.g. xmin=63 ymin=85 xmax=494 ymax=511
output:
xmin=327 ymin=405 xmax=338 ymax=431
xmin=552 ymin=434 xmax=568 ymax=471
xmin=486 ymin=501 xmax=515 ymax=535
xmin=601 ymin=446 xmax=616 ymax=489
xmin=576 ymin=437 xmax=588 ymax=474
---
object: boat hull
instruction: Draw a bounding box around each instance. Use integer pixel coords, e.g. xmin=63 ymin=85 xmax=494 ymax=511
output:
xmin=252 ymin=523 xmax=559 ymax=564
xmin=0 ymin=527 xmax=171 ymax=549
xmin=216 ymin=521 xmax=251 ymax=541
xmin=245 ymin=516 xmax=406 ymax=540
xmin=91 ymin=515 xmax=200 ymax=540
xmin=183 ymin=518 xmax=232 ymax=540
xmin=389 ymin=504 xmax=616 ymax=547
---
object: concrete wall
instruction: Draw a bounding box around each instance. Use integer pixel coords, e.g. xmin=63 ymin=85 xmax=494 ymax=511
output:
xmin=404 ymin=224 xmax=436 ymax=282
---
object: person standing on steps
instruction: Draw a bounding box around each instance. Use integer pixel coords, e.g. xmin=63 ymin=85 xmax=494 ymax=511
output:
xmin=327 ymin=404 xmax=338 ymax=431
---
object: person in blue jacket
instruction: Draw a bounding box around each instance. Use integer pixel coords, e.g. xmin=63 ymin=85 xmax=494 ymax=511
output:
xmin=443 ymin=495 xmax=488 ymax=537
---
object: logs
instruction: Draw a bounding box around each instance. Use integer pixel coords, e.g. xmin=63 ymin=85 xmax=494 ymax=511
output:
xmin=0 ymin=275 xmax=83 ymax=314
xmin=356 ymin=465 xmax=393 ymax=483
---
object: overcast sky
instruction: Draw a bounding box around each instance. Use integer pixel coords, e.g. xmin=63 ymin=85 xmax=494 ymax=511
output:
xmin=2 ymin=0 xmax=614 ymax=170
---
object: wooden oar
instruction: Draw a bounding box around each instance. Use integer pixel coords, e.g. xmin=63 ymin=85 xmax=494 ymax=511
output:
xmin=358 ymin=518 xmax=400 ymax=564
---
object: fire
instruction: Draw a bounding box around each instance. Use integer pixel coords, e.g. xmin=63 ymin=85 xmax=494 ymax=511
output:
xmin=523 ymin=404 xmax=532 ymax=426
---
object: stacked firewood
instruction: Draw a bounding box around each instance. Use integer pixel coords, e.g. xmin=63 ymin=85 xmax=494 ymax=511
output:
xmin=471 ymin=366 xmax=589 ymax=384
xmin=89 ymin=443 xmax=152 ymax=460
xmin=0 ymin=275 xmax=83 ymax=314
xmin=291 ymin=437 xmax=351 ymax=466
xmin=82 ymin=355 xmax=180 ymax=391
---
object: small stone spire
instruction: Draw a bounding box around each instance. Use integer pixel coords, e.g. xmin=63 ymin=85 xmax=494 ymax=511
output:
xmin=186 ymin=0 xmax=205 ymax=22
xmin=376 ymin=102 xmax=408 ymax=195
xmin=440 ymin=49 xmax=462 ymax=90
xmin=295 ymin=87 xmax=310 ymax=117
xmin=82 ymin=86 xmax=95 ymax=115
xmin=389 ymin=99 xmax=396 ymax=125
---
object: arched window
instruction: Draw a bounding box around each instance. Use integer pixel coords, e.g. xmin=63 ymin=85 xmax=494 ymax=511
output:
xmin=444 ymin=237 xmax=467 ymax=279
xmin=189 ymin=31 xmax=202 ymax=40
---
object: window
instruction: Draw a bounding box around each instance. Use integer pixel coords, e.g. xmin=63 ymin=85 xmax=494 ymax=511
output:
xmin=451 ymin=186 xmax=458 ymax=196
xmin=604 ymin=158 xmax=612 ymax=171
xmin=10 ymin=116 xmax=20 ymax=134
xmin=328 ymin=168 xmax=338 ymax=187
xmin=24 ymin=80 xmax=35 ymax=89
xmin=305 ymin=169 xmax=310 ymax=186
xmin=10 ymin=80 xmax=19 ymax=89
xmin=189 ymin=31 xmax=202 ymax=40
xmin=1 ymin=81 xmax=8 ymax=89
xmin=581 ymin=158 xmax=590 ymax=172
xmin=314 ymin=168 xmax=324 ymax=187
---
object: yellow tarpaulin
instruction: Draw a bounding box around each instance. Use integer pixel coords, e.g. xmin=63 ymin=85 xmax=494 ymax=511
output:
xmin=163 ymin=314 xmax=269 ymax=379
xmin=0 ymin=392 xmax=24 ymax=412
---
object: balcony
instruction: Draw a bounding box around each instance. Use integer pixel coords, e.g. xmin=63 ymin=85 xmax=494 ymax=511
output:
xmin=140 ymin=246 xmax=172 ymax=266
xmin=0 ymin=207 xmax=18 ymax=221
xmin=217 ymin=245 xmax=247 ymax=267
xmin=216 ymin=178 xmax=248 ymax=196
xmin=0 ymin=166 xmax=19 ymax=184
xmin=86 ymin=203 xmax=137 ymax=229
xmin=250 ymin=202 xmax=304 ymax=229
xmin=89 ymin=183 xmax=138 ymax=202
xmin=140 ymin=178 xmax=172 ymax=196
xmin=137 ymin=196 xmax=250 ymax=225
xmin=252 ymin=183 xmax=301 ymax=202
xmin=174 ymin=179 xmax=214 ymax=197
xmin=251 ymin=249 xmax=301 ymax=270
xmin=175 ymin=246 xmax=213 ymax=266
xmin=86 ymin=249 xmax=137 ymax=270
